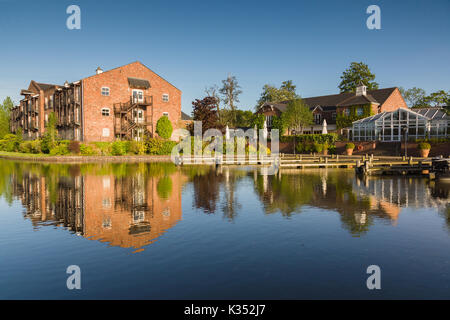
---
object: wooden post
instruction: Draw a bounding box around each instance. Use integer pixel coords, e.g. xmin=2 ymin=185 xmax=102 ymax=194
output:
xmin=408 ymin=156 xmax=413 ymax=166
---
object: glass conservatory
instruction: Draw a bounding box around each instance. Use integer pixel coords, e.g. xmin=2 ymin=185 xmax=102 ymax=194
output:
xmin=352 ymin=108 xmax=449 ymax=141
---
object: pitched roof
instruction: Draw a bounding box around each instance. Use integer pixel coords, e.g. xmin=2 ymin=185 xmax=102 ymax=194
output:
xmin=260 ymin=87 xmax=398 ymax=112
xmin=412 ymin=107 xmax=449 ymax=120
xmin=128 ymin=77 xmax=151 ymax=89
xmin=181 ymin=111 xmax=192 ymax=120
xmin=35 ymin=82 xmax=59 ymax=91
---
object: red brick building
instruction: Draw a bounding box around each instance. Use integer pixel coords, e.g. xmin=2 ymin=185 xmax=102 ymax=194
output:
xmin=11 ymin=61 xmax=182 ymax=141
xmin=256 ymin=84 xmax=408 ymax=134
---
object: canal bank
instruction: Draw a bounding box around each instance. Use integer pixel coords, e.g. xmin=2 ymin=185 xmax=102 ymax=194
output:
xmin=0 ymin=151 xmax=172 ymax=163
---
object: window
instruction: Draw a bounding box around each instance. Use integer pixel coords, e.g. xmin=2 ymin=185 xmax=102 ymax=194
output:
xmin=266 ymin=115 xmax=273 ymax=127
xmin=102 ymin=198 xmax=112 ymax=209
xmin=101 ymin=87 xmax=110 ymax=96
xmin=357 ymin=107 xmax=363 ymax=116
xmin=163 ymin=112 xmax=169 ymax=117
xmin=102 ymin=128 xmax=110 ymax=137
xmin=132 ymin=89 xmax=144 ymax=103
xmin=101 ymin=108 xmax=110 ymax=116
xmin=314 ymin=113 xmax=321 ymax=124
xmin=332 ymin=112 xmax=337 ymax=120
xmin=344 ymin=108 xmax=350 ymax=116
xmin=162 ymin=94 xmax=169 ymax=102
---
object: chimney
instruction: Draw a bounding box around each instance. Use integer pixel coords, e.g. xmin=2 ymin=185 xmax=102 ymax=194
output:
xmin=96 ymin=66 xmax=103 ymax=75
xmin=355 ymin=81 xmax=367 ymax=96
xmin=64 ymin=81 xmax=69 ymax=88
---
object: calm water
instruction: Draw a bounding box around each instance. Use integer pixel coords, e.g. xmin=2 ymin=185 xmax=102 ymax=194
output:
xmin=0 ymin=160 xmax=449 ymax=299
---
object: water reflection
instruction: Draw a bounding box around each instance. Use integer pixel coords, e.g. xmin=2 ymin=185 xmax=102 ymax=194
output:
xmin=3 ymin=162 xmax=186 ymax=253
xmin=0 ymin=161 xmax=449 ymax=250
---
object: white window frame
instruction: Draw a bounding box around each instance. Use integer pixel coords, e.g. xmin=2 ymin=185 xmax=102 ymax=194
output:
xmin=162 ymin=112 xmax=169 ymax=117
xmin=162 ymin=93 xmax=169 ymax=102
xmin=101 ymin=87 xmax=110 ymax=96
xmin=132 ymin=89 xmax=144 ymax=103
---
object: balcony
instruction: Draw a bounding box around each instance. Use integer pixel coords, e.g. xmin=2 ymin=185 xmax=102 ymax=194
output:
xmin=130 ymin=95 xmax=152 ymax=106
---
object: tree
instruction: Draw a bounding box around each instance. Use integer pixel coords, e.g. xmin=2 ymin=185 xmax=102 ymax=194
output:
xmin=282 ymin=99 xmax=313 ymax=133
xmin=282 ymin=99 xmax=313 ymax=155
xmin=256 ymin=80 xmax=299 ymax=109
xmin=338 ymin=62 xmax=379 ymax=93
xmin=250 ymin=113 xmax=265 ymax=130
xmin=425 ymin=90 xmax=450 ymax=107
xmin=41 ymin=112 xmax=58 ymax=153
xmin=191 ymin=96 xmax=221 ymax=133
xmin=0 ymin=97 xmax=14 ymax=139
xmin=272 ymin=115 xmax=286 ymax=135
xmin=219 ymin=75 xmax=242 ymax=126
xmin=400 ymin=87 xmax=427 ymax=107
xmin=234 ymin=110 xmax=254 ymax=128
xmin=155 ymin=115 xmax=173 ymax=139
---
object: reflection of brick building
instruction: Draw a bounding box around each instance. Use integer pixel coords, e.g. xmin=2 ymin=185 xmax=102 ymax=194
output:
xmin=11 ymin=61 xmax=182 ymax=141
xmin=83 ymin=172 xmax=185 ymax=251
xmin=12 ymin=169 xmax=187 ymax=252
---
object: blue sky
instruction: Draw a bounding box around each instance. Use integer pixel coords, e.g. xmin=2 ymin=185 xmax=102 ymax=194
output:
xmin=0 ymin=0 xmax=449 ymax=113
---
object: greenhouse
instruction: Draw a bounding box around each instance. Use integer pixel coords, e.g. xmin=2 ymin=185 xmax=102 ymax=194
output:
xmin=351 ymin=108 xmax=449 ymax=141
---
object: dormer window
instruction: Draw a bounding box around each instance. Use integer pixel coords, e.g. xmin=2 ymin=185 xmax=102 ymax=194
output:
xmin=101 ymin=87 xmax=110 ymax=96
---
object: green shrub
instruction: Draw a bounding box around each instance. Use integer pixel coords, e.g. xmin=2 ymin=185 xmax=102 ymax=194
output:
xmin=296 ymin=142 xmax=313 ymax=154
xmin=19 ymin=141 xmax=32 ymax=153
xmin=18 ymin=140 xmax=40 ymax=154
xmin=280 ymin=133 xmax=338 ymax=145
xmin=328 ymin=144 xmax=336 ymax=154
xmin=129 ymin=140 xmax=147 ymax=155
xmin=146 ymin=138 xmax=177 ymax=155
xmin=313 ymin=142 xmax=323 ymax=153
xmin=156 ymin=116 xmax=173 ymax=139
xmin=1 ymin=134 xmax=21 ymax=152
xmin=111 ymin=141 xmax=129 ymax=156
xmin=68 ymin=141 xmax=81 ymax=154
xmin=49 ymin=144 xmax=69 ymax=156
xmin=345 ymin=142 xmax=355 ymax=150
xmin=418 ymin=142 xmax=431 ymax=150
xmin=80 ymin=144 xmax=97 ymax=156
xmin=92 ymin=142 xmax=112 ymax=155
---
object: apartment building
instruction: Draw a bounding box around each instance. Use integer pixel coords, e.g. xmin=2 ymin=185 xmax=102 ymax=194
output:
xmin=10 ymin=61 xmax=182 ymax=141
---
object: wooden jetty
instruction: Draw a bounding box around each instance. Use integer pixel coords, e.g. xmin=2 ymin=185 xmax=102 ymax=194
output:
xmin=354 ymin=156 xmax=449 ymax=180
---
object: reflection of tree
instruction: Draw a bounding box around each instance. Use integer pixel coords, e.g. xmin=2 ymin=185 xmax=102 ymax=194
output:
xmin=157 ymin=176 xmax=173 ymax=199
xmin=192 ymin=169 xmax=223 ymax=214
xmin=254 ymin=173 xmax=317 ymax=216
xmin=220 ymin=169 xmax=245 ymax=221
